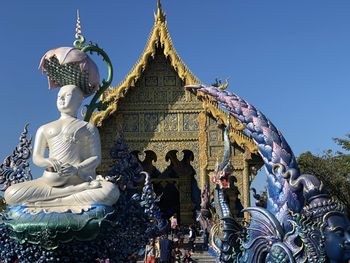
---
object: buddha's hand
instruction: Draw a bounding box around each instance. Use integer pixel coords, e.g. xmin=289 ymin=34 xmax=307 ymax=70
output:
xmin=89 ymin=180 xmax=101 ymax=188
xmin=58 ymin=163 xmax=78 ymax=177
xmin=47 ymin=158 xmax=62 ymax=172
xmin=96 ymin=175 xmax=106 ymax=181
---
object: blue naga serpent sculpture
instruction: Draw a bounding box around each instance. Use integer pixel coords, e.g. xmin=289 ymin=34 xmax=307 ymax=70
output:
xmin=186 ymin=84 xmax=301 ymax=228
xmin=186 ymin=85 xmax=350 ymax=263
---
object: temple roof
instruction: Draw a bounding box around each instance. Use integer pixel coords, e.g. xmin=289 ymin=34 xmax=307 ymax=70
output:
xmin=91 ymin=1 xmax=259 ymax=154
xmin=92 ymin=1 xmax=200 ymax=126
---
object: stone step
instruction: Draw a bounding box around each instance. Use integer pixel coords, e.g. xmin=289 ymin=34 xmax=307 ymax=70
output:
xmin=137 ymin=250 xmax=216 ymax=262
xmin=192 ymin=253 xmax=216 ymax=262
xmin=137 ymin=258 xmax=215 ymax=262
xmin=137 ymin=252 xmax=216 ymax=262
xmin=137 ymin=236 xmax=217 ymax=262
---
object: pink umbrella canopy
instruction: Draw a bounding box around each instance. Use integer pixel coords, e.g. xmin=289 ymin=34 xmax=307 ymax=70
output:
xmin=39 ymin=47 xmax=100 ymax=97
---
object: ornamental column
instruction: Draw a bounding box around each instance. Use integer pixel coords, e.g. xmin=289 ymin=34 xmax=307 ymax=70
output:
xmin=242 ymin=159 xmax=250 ymax=208
xmin=198 ymin=111 xmax=208 ymax=191
xmin=243 ymin=147 xmax=251 ymax=219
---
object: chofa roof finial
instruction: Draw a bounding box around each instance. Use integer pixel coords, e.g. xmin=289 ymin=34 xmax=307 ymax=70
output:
xmin=155 ymin=0 xmax=166 ymax=23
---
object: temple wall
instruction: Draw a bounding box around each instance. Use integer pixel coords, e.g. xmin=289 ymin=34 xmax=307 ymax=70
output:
xmin=98 ymin=47 xmax=256 ymax=221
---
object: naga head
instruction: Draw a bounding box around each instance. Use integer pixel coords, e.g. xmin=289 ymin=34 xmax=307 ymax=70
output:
xmin=277 ymin=165 xmax=350 ymax=263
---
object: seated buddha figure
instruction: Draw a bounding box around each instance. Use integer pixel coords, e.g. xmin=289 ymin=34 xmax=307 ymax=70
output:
xmin=4 ymin=84 xmax=120 ymax=213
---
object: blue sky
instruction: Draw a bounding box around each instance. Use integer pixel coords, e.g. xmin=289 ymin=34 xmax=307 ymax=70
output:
xmin=0 ymin=1 xmax=349 ymax=193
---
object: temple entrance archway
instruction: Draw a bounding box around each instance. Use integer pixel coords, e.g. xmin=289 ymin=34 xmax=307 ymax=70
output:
xmin=133 ymin=149 xmax=199 ymax=224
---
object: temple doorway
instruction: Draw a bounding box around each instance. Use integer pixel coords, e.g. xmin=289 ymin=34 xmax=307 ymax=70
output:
xmin=153 ymin=181 xmax=180 ymax=220
xmin=135 ymin=149 xmax=199 ymax=224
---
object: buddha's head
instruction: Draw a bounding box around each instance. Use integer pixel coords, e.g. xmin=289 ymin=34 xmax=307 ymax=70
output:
xmin=57 ymin=85 xmax=84 ymax=116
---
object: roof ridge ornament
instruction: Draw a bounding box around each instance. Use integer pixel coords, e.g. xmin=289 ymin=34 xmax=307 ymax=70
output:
xmin=154 ymin=0 xmax=166 ymax=23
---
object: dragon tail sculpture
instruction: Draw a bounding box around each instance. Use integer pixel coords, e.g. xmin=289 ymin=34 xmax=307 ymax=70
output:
xmin=186 ymin=84 xmax=301 ymax=230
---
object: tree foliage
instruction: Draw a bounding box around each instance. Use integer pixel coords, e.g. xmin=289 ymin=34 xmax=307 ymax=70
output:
xmin=297 ymin=134 xmax=350 ymax=214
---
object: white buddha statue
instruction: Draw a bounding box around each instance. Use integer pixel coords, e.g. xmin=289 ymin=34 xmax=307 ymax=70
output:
xmin=4 ymin=84 xmax=120 ymax=213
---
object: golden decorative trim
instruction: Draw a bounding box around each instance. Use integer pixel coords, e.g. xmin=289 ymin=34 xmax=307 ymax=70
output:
xmin=198 ymin=111 xmax=208 ymax=190
xmin=126 ymin=140 xmax=200 ymax=176
xmin=125 ymin=137 xmax=199 ymax=142
xmin=199 ymin=94 xmax=258 ymax=154
xmin=92 ymin=6 xmax=200 ymax=127
xmin=119 ymin=109 xmax=203 ymax=114
xmin=243 ymin=158 xmax=251 ymax=219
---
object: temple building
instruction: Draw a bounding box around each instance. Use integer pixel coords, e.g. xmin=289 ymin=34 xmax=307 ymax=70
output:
xmin=92 ymin=2 xmax=263 ymax=224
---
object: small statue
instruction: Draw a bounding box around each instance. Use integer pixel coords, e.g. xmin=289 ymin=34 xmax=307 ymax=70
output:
xmin=250 ymin=187 xmax=267 ymax=208
xmin=4 ymin=47 xmax=120 ymax=213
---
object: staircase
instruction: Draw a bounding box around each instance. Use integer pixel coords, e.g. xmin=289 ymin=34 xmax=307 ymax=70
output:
xmin=190 ymin=236 xmax=216 ymax=262
xmin=191 ymin=250 xmax=216 ymax=262
xmin=137 ymin=236 xmax=217 ymax=262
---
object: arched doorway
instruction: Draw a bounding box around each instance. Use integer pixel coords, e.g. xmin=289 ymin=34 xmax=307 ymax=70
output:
xmin=133 ymin=149 xmax=200 ymax=224
xmin=160 ymin=149 xmax=199 ymax=224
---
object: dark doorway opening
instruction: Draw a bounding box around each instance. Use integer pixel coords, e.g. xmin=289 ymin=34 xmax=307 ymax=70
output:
xmin=153 ymin=181 xmax=180 ymax=221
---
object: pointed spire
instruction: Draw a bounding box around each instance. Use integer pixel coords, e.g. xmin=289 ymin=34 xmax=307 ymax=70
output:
xmin=154 ymin=0 xmax=166 ymax=23
xmin=75 ymin=9 xmax=82 ymax=40
xmin=74 ymin=9 xmax=85 ymax=48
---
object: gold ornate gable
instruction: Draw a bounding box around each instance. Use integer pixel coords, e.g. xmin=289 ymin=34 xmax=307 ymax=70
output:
xmin=92 ymin=1 xmax=200 ymax=127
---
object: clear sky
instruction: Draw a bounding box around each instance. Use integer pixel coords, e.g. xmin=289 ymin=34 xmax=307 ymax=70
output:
xmin=0 ymin=1 xmax=349 ymax=193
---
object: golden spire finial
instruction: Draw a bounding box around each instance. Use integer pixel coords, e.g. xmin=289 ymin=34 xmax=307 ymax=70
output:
xmin=154 ymin=0 xmax=166 ymax=23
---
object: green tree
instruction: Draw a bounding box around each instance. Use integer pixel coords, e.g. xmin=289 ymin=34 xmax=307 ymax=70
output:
xmin=297 ymin=134 xmax=350 ymax=214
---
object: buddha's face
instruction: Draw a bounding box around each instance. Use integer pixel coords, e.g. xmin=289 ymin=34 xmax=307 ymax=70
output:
xmin=324 ymin=213 xmax=350 ymax=262
xmin=57 ymin=85 xmax=84 ymax=115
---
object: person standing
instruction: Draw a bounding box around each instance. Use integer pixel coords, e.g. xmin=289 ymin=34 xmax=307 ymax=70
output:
xmin=155 ymin=237 xmax=161 ymax=262
xmin=159 ymin=235 xmax=172 ymax=263
xmin=144 ymin=238 xmax=156 ymax=263
xmin=188 ymin=225 xmax=196 ymax=252
xmin=170 ymin=214 xmax=178 ymax=237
